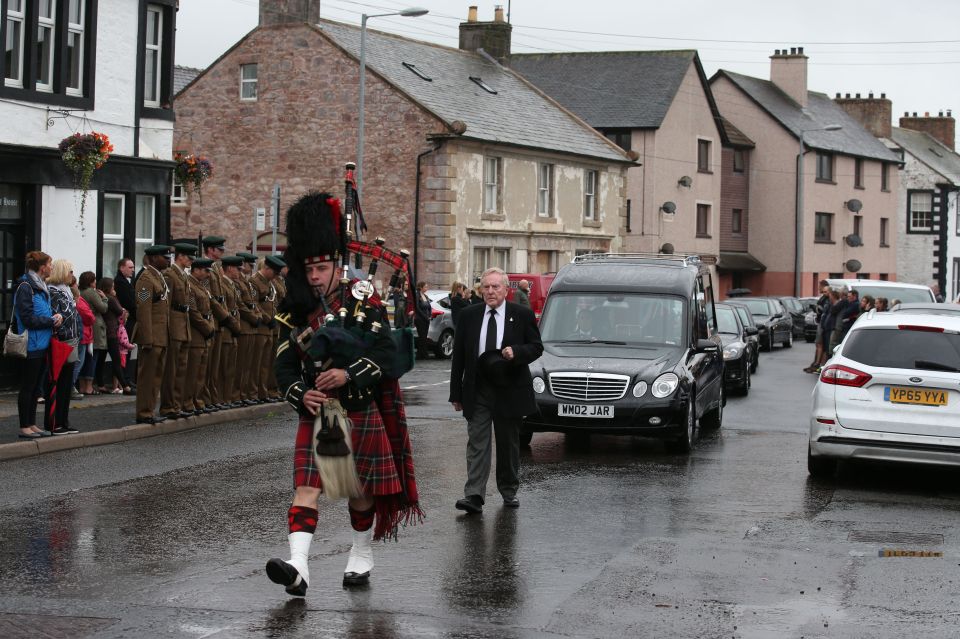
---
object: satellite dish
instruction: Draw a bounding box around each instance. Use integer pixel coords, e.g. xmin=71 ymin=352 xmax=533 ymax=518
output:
xmin=661 ymin=201 xmax=677 ymax=214
xmin=845 ymin=259 xmax=862 ymax=273
xmin=846 ymin=199 xmax=863 ymax=212
xmin=660 ymin=243 xmax=675 ymax=254
xmin=845 ymin=234 xmax=863 ymax=247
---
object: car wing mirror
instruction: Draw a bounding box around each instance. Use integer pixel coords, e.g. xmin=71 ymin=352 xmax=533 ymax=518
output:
xmin=695 ymin=339 xmax=719 ymax=353
xmin=745 ymin=326 xmax=758 ymax=336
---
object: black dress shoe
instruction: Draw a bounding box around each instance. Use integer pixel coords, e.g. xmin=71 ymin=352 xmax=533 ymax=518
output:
xmin=162 ymin=412 xmax=181 ymax=420
xmin=266 ymin=558 xmax=307 ymax=597
xmin=135 ymin=416 xmax=167 ymax=425
xmin=243 ymin=399 xmax=258 ymax=406
xmin=178 ymin=410 xmax=194 ymax=419
xmin=455 ymin=495 xmax=484 ymax=514
xmin=503 ymin=497 xmax=520 ymax=508
xmin=342 ymin=571 xmax=370 ymax=587
xmin=229 ymin=401 xmax=245 ymax=408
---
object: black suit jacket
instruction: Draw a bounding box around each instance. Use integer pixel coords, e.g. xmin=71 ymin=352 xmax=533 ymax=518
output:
xmin=114 ymin=273 xmax=137 ymax=323
xmin=449 ymin=301 xmax=544 ymax=420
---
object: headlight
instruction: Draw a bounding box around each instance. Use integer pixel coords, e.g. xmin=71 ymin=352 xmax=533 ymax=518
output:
xmin=651 ymin=372 xmax=679 ymax=398
xmin=722 ymin=346 xmax=742 ymax=360
xmin=532 ymin=376 xmax=545 ymax=394
xmin=632 ymin=381 xmax=648 ymax=398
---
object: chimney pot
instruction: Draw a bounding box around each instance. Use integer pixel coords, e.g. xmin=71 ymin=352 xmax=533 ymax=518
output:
xmin=940 ymin=111 xmax=944 ymax=117
xmin=774 ymin=49 xmax=780 ymax=55
xmin=494 ymin=5 xmax=505 ymax=22
xmin=904 ymin=111 xmax=909 ymax=117
xmin=949 ymin=110 xmax=953 ymax=117
xmin=855 ymin=93 xmax=861 ymax=98
xmin=913 ymin=112 xmax=918 ymax=117
xmin=798 ymin=46 xmax=804 ymax=54
xmin=467 ymin=5 xmax=477 ymax=22
xmin=459 ymin=5 xmax=512 ymax=61
xmin=835 ymin=92 xmax=841 ymax=98
xmin=869 ymin=92 xmax=874 ymax=99
xmin=790 ymin=47 xmax=797 ymax=55
xmin=845 ymin=93 xmax=851 ymax=98
xmin=881 ymin=93 xmax=886 ymax=99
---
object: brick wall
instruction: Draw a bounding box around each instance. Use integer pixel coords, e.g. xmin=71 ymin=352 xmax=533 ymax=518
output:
xmin=719 ymin=147 xmax=749 ymax=252
xmin=900 ymin=114 xmax=955 ymax=151
xmin=834 ymin=95 xmax=892 ymax=139
xmin=172 ymin=23 xmax=447 ymax=280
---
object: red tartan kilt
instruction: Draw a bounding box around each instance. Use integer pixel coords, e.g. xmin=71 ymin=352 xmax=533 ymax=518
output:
xmin=293 ymin=378 xmax=415 ymax=502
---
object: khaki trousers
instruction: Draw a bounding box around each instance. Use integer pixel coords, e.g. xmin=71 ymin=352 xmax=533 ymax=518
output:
xmin=160 ymin=339 xmax=189 ymax=414
xmin=184 ymin=344 xmax=210 ymax=411
xmin=202 ymin=331 xmax=222 ymax=406
xmin=248 ymin=333 xmax=266 ymax=399
xmin=220 ymin=335 xmax=237 ymax=404
xmin=236 ymin=333 xmax=255 ymax=400
xmin=255 ymin=332 xmax=272 ymax=400
xmin=135 ymin=345 xmax=167 ymax=420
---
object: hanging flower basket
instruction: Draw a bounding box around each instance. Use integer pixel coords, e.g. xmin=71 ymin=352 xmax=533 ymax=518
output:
xmin=59 ymin=131 xmax=113 ymax=231
xmin=174 ymin=152 xmax=214 ymax=204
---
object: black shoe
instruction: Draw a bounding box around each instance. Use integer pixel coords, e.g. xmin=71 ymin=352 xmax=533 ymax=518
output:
xmin=229 ymin=401 xmax=245 ymax=408
xmin=162 ymin=412 xmax=181 ymax=420
xmin=135 ymin=416 xmax=167 ymax=425
xmin=503 ymin=496 xmax=520 ymax=508
xmin=179 ymin=410 xmax=195 ymax=419
xmin=343 ymin=571 xmax=370 ymax=587
xmin=455 ymin=495 xmax=484 ymax=514
xmin=217 ymin=403 xmax=230 ymax=409
xmin=266 ymin=558 xmax=307 ymax=597
xmin=202 ymin=406 xmax=217 ymax=413
xmin=50 ymin=427 xmax=76 ymax=435
xmin=243 ymin=399 xmax=258 ymax=406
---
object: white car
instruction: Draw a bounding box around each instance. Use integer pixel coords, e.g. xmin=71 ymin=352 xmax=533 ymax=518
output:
xmin=824 ymin=278 xmax=936 ymax=304
xmin=808 ymin=311 xmax=960 ymax=477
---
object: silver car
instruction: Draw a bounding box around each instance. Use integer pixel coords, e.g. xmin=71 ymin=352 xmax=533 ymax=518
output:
xmin=425 ymin=290 xmax=455 ymax=358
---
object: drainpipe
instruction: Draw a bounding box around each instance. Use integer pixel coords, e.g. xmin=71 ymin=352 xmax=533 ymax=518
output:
xmin=413 ymin=141 xmax=444 ymax=286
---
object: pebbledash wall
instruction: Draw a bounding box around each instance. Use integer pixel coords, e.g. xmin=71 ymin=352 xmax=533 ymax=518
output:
xmin=172 ymin=22 xmax=626 ymax=286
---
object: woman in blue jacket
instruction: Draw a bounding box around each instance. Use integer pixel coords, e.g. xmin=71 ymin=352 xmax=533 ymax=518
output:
xmin=13 ymin=251 xmax=62 ymax=440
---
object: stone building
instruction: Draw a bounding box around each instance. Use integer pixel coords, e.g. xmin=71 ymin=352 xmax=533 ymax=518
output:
xmin=172 ymin=2 xmax=633 ymax=285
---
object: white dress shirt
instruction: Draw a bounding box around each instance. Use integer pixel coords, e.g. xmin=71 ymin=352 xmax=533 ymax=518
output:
xmin=478 ymin=302 xmax=506 ymax=353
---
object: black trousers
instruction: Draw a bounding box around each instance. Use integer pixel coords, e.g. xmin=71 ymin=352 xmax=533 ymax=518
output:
xmin=95 ymin=339 xmax=128 ymax=388
xmin=46 ymin=360 xmax=75 ymax=431
xmin=17 ymin=356 xmax=47 ymax=428
xmin=415 ymin=316 xmax=429 ymax=356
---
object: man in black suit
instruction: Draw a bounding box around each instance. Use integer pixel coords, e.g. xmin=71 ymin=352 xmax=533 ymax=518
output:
xmin=449 ymin=267 xmax=543 ymax=513
xmin=114 ymin=257 xmax=138 ymax=382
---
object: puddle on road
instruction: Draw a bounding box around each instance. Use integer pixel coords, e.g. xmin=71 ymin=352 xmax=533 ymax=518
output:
xmin=732 ymin=595 xmax=845 ymax=638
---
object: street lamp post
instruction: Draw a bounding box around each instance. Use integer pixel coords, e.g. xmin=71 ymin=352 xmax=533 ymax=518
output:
xmin=795 ymin=124 xmax=842 ymax=296
xmin=357 ymin=7 xmax=428 ymax=199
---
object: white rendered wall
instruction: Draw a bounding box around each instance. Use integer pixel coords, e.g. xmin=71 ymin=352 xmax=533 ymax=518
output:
xmin=39 ymin=186 xmax=100 ymax=273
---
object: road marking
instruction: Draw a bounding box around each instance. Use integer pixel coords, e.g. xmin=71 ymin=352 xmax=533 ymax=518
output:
xmin=403 ymin=381 xmax=450 ymax=390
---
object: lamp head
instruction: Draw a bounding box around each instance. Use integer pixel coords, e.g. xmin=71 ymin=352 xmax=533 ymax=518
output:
xmin=400 ymin=7 xmax=429 ymax=16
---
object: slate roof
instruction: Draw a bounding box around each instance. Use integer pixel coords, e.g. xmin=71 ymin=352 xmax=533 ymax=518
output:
xmin=174 ymin=65 xmax=203 ymax=95
xmin=314 ymin=20 xmax=630 ymax=164
xmin=509 ymin=50 xmax=697 ymax=130
xmin=890 ymin=127 xmax=960 ymax=184
xmin=715 ymin=70 xmax=900 ymax=163
xmin=720 ymin=117 xmax=754 ymax=148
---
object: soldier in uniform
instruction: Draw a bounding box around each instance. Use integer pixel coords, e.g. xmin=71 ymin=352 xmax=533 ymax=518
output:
xmin=184 ymin=258 xmax=217 ymax=414
xmin=228 ymin=255 xmax=258 ymax=405
xmin=250 ymin=256 xmax=283 ymax=402
xmin=134 ymin=245 xmax=172 ymax=424
xmin=236 ymin=253 xmax=263 ymax=404
xmin=218 ymin=255 xmax=245 ymax=408
xmin=160 ymin=243 xmax=196 ymax=420
xmin=201 ymin=236 xmax=231 ymax=411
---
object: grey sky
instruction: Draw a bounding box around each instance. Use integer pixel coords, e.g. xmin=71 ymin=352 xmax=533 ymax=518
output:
xmin=177 ymin=0 xmax=960 ymax=137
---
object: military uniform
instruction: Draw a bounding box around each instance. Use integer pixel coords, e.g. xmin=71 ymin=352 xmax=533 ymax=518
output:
xmin=250 ymin=269 xmax=278 ymax=401
xmin=235 ymin=255 xmax=261 ymax=403
xmin=202 ymin=260 xmax=233 ymax=409
xmin=218 ymin=256 xmax=245 ymax=406
xmin=160 ymin=244 xmax=195 ymax=418
xmin=134 ymin=247 xmax=171 ymax=422
xmin=185 ymin=263 xmax=216 ymax=412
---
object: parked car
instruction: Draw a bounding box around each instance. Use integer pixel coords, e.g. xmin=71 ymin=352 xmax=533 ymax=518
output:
xmin=716 ymin=303 xmax=756 ymax=395
xmin=727 ymin=302 xmax=760 ymax=373
xmin=807 ymin=312 xmax=960 ymax=478
xmin=825 ymin=279 xmax=936 ymax=304
xmin=506 ymin=272 xmax=556 ymax=321
xmin=425 ymin=290 xmax=455 ymax=358
xmin=798 ymin=297 xmax=820 ymax=342
xmin=730 ymin=297 xmax=793 ymax=351
xmin=777 ymin=296 xmax=807 ymax=339
xmin=522 ymin=253 xmax=724 ymax=453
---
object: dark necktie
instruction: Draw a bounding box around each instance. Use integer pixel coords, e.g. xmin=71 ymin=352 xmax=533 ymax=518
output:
xmin=485 ymin=308 xmax=498 ymax=352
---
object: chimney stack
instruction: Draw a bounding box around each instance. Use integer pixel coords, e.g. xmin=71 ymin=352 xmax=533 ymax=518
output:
xmin=459 ymin=5 xmax=513 ymax=62
xmin=900 ymin=111 xmax=956 ymax=150
xmin=770 ymin=47 xmax=808 ymax=107
xmin=259 ymin=0 xmax=321 ymax=26
xmin=834 ymin=91 xmax=892 ymax=139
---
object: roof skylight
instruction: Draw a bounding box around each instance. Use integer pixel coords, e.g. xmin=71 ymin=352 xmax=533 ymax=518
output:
xmin=402 ymin=62 xmax=432 ymax=82
xmin=469 ymin=76 xmax=497 ymax=94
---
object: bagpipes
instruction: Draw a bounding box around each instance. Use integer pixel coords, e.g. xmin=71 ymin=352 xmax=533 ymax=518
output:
xmin=303 ymin=162 xmax=417 ymax=500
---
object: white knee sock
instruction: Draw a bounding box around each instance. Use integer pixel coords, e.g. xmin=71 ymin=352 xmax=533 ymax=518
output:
xmin=287 ymin=531 xmax=313 ymax=585
xmin=344 ymin=528 xmax=374 ymax=575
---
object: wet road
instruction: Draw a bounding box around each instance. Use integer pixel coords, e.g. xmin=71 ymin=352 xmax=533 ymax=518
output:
xmin=2 ymin=344 xmax=960 ymax=638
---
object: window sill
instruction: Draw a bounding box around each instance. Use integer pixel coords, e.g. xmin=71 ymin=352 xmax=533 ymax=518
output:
xmin=815 ymin=178 xmax=837 ymax=185
xmin=880 ymin=243 xmax=890 ymax=248
xmin=582 ymin=218 xmax=601 ymax=228
xmin=698 ymin=169 xmax=713 ymax=175
xmin=814 ymin=240 xmax=836 ymax=244
xmin=854 ymin=185 xmax=865 ymax=190
xmin=881 ymin=189 xmax=891 ymax=193
xmin=696 ymin=233 xmax=712 ymax=239
xmin=481 ymin=213 xmax=505 ymax=222
xmin=140 ymin=105 xmax=176 ymax=121
xmin=536 ymin=215 xmax=558 ymax=223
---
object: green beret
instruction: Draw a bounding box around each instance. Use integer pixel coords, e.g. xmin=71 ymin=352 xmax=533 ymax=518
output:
xmin=173 ymin=243 xmax=198 ymax=256
xmin=202 ymin=236 xmax=226 ymax=248
xmin=237 ymin=252 xmax=258 ymax=263
xmin=144 ymin=245 xmax=172 ymax=256
xmin=221 ymin=256 xmax=243 ymax=267
xmin=192 ymin=257 xmax=214 ymax=269
xmin=264 ymin=255 xmax=286 ymax=270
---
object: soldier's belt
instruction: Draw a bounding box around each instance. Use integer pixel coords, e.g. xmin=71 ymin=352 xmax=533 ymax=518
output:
xmin=173 ymin=304 xmax=190 ymax=312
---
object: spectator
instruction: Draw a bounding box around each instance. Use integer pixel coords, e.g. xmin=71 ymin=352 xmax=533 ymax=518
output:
xmin=114 ymin=257 xmax=138 ymax=381
xmin=79 ymin=271 xmax=108 ymax=394
xmin=815 ymin=289 xmax=842 ymax=372
xmin=804 ymin=281 xmax=831 ymax=373
xmin=514 ymin=279 xmax=531 ymax=308
xmin=117 ymin=309 xmax=136 ymax=374
xmin=73 ymin=277 xmax=95 ymax=400
xmin=468 ymin=285 xmax=483 ymax=304
xmin=890 ymin=298 xmax=901 ymax=308
xmin=96 ymin=277 xmax=133 ymax=395
xmin=46 ymin=259 xmax=81 ymax=435
xmin=449 ymin=281 xmax=469 ymax=327
xmin=831 ymin=289 xmax=859 ymax=351
xmin=931 ymin=283 xmax=945 ymax=303
xmin=13 ymin=251 xmax=61 ymax=439
xmin=875 ymin=297 xmax=889 ymax=312
xmin=391 ymin=275 xmax=409 ymax=329
xmin=860 ymin=295 xmax=874 ymax=312
xmin=414 ymin=281 xmax=432 ymax=359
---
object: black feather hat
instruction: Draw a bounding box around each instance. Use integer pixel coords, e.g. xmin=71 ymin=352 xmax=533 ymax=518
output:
xmin=280 ymin=192 xmax=344 ymax=319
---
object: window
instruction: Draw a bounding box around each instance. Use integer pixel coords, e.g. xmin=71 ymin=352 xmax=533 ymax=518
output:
xmin=171 ymin=175 xmax=186 ymax=206
xmin=815 ymin=212 xmax=833 ymax=242
xmin=881 ymin=163 xmax=889 ymax=191
xmin=4 ymin=0 xmax=25 ymax=87
xmin=537 ymin=163 xmax=554 ymax=217
xmin=601 ymin=129 xmax=631 ymax=151
xmin=909 ymin=191 xmax=933 ymax=232
xmin=583 ymin=169 xmax=597 ymax=220
xmin=101 ymin=194 xmax=125 ymax=277
xmin=854 ymin=158 xmax=863 ymax=188
xmin=239 ymin=63 xmax=257 ymax=100
xmin=733 ymin=149 xmax=745 ymax=173
xmin=816 ymin=152 xmax=834 ymax=181
xmin=402 ymin=61 xmax=431 ymax=82
xmin=731 ymin=208 xmax=742 ymax=234
xmin=144 ymin=5 xmax=163 ymax=106
xmin=880 ymin=217 xmax=889 ymax=246
xmin=697 ymin=139 xmax=711 ymax=173
xmin=483 ymin=156 xmax=500 ymax=214
xmin=472 ymin=247 xmax=490 ymax=280
xmin=879 ymin=273 xmax=889 ymax=281
xmin=469 ymin=76 xmax=497 ymax=94
xmin=853 ymin=215 xmax=863 ymax=239
xmin=494 ymin=248 xmax=510 ymax=271
xmin=65 ymin=0 xmax=85 ymax=95
xmin=134 ymin=195 xmax=156 ymax=267
xmin=696 ymin=203 xmax=710 ymax=237
xmin=33 ymin=0 xmax=56 ymax=91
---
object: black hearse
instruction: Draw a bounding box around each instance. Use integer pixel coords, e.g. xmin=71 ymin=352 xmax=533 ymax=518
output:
xmin=522 ymin=253 xmax=724 ymax=453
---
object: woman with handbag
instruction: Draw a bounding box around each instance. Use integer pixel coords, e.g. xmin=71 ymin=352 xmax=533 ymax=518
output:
xmin=11 ymin=251 xmax=62 ymax=440
xmin=46 ymin=259 xmax=82 ymax=435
